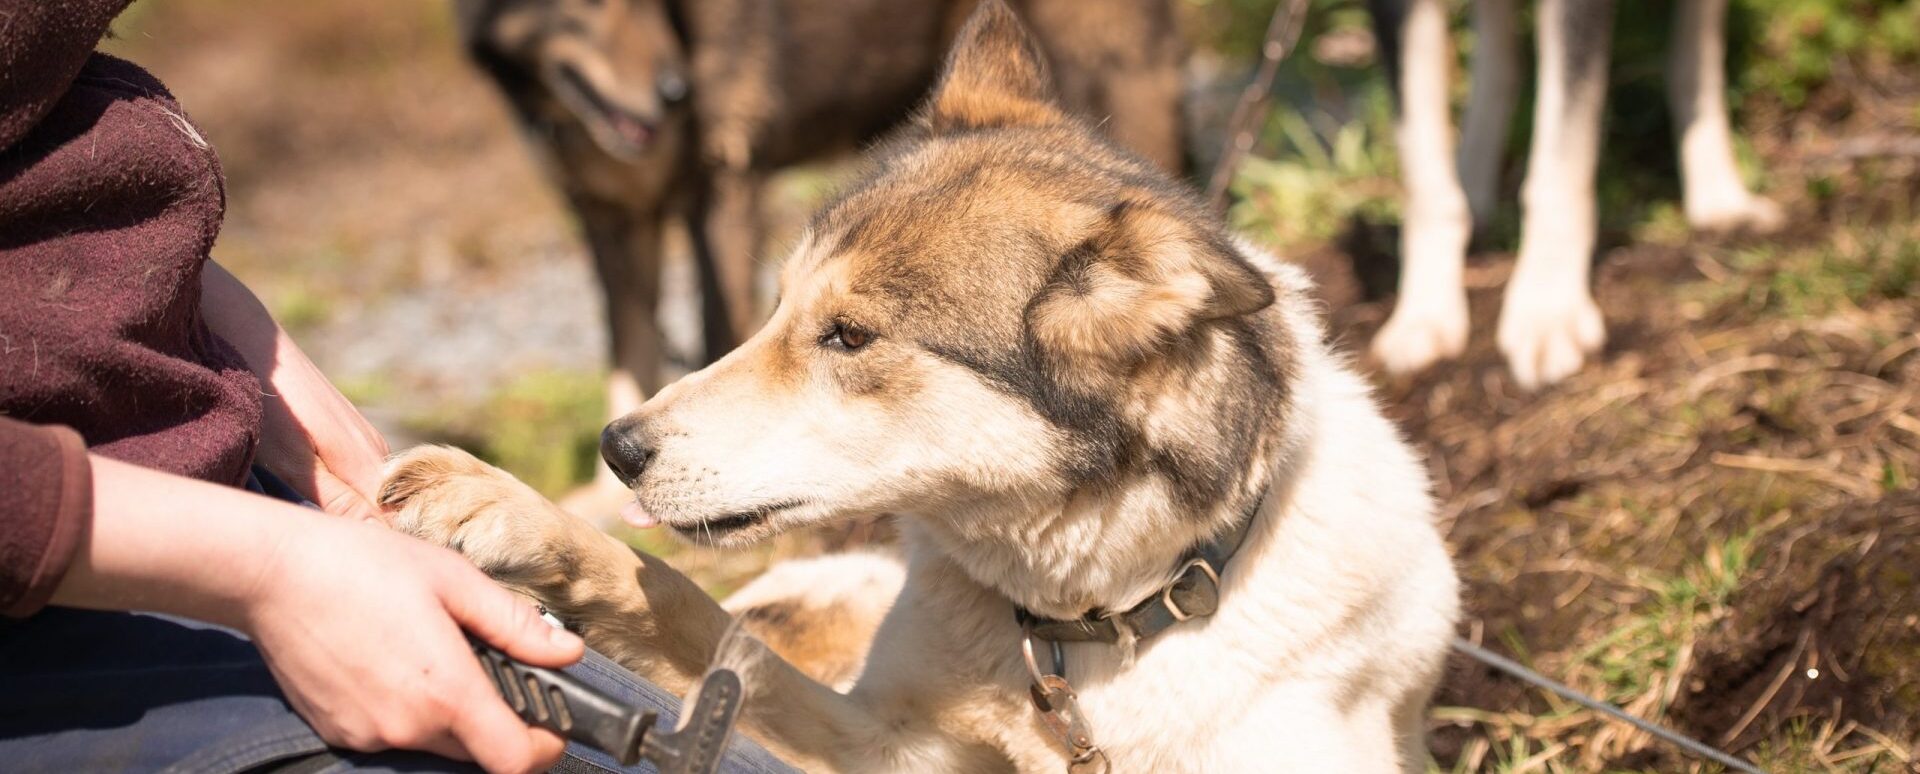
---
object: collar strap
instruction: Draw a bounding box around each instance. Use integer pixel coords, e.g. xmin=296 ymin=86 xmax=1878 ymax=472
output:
xmin=1018 ymin=490 xmax=1263 ymax=645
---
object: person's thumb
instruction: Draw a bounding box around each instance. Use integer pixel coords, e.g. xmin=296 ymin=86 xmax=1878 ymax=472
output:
xmin=439 ymin=562 xmax=583 ymax=668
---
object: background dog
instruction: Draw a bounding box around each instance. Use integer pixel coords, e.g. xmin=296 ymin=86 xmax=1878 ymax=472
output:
xmin=454 ymin=0 xmax=1189 ymax=433
xmin=386 ymin=2 xmax=1459 ymax=770
xmin=1367 ymin=0 xmax=1782 ymax=388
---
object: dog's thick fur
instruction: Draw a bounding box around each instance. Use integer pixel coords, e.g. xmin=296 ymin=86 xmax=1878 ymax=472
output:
xmin=1367 ymin=0 xmax=1782 ymax=388
xmin=392 ymin=4 xmax=1459 ymax=770
xmin=456 ymin=0 xmax=1188 ymax=426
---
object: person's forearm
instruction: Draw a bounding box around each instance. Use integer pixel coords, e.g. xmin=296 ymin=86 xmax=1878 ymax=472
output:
xmin=198 ymin=260 xmax=282 ymax=373
xmin=48 ymin=454 xmax=310 ymax=630
xmin=199 ymin=262 xmax=339 ymax=417
xmin=200 ymin=261 xmax=389 ymax=519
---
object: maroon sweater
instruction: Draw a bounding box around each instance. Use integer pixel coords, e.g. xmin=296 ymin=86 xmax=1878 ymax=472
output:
xmin=1 ymin=0 xmax=264 ymax=616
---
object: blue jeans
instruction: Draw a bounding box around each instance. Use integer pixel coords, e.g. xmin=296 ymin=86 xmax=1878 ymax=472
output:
xmin=0 ymin=469 xmax=795 ymax=774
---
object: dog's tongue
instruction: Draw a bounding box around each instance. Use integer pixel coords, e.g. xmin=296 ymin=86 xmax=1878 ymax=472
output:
xmin=614 ymin=114 xmax=651 ymax=145
xmin=620 ymin=500 xmax=659 ymax=529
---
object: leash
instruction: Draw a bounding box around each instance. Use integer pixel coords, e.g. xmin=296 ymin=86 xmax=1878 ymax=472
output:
xmin=1449 ymin=637 xmax=1769 ymax=774
xmin=1011 ymin=489 xmax=1767 ymax=773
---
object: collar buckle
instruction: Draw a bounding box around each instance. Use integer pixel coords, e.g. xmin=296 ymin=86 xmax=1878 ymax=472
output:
xmin=1162 ymin=556 xmax=1222 ymax=622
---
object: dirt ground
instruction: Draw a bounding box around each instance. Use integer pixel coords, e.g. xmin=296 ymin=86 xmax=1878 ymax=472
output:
xmin=1294 ymin=211 xmax=1919 ymax=770
xmin=1287 ymin=94 xmax=1920 ymax=764
xmin=101 ymin=1 xmax=1918 ymax=770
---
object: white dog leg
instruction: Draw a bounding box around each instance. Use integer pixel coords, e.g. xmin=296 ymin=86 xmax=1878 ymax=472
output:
xmin=1669 ymin=0 xmax=1783 ymax=232
xmin=1371 ymin=0 xmax=1473 ymax=375
xmin=1499 ymin=0 xmax=1612 ymax=389
xmin=1458 ymin=0 xmax=1519 ymax=226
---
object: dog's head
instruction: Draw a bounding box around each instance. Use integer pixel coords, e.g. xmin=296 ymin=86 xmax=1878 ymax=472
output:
xmin=458 ymin=0 xmax=687 ymax=159
xmin=606 ymin=0 xmax=1284 ymax=545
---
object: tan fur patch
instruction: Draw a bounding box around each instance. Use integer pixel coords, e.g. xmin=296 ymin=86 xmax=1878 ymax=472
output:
xmin=1030 ymin=204 xmax=1277 ymax=363
xmin=924 ymin=0 xmax=1066 ymax=132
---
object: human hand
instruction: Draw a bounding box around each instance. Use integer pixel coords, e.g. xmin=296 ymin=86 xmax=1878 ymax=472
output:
xmin=242 ymin=515 xmax=584 ymax=772
xmin=253 ymin=349 xmax=392 ymax=521
xmin=55 ymin=455 xmax=586 ymax=773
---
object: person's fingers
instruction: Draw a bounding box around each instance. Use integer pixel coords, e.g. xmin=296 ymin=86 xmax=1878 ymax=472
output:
xmin=526 ymin=728 xmax=568 ymax=770
xmin=450 ymin=678 xmax=556 ymax=774
xmin=314 ymin=471 xmax=384 ymax=523
xmin=437 ymin=560 xmax=583 ymax=668
xmin=411 ymin=730 xmax=475 ymax=765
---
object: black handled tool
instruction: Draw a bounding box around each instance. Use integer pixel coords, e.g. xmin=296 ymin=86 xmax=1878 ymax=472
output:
xmin=470 ymin=637 xmax=745 ymax=773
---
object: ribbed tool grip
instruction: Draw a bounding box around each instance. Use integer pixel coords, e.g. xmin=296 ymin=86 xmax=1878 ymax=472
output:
xmin=470 ymin=637 xmax=656 ymax=765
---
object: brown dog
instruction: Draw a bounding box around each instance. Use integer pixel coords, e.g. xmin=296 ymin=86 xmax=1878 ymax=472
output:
xmin=455 ymin=0 xmax=1189 ymax=427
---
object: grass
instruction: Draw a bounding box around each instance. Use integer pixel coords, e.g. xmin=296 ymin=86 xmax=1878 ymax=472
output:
xmin=471 ymin=369 xmax=607 ymax=498
xmin=1680 ymin=220 xmax=1920 ymax=321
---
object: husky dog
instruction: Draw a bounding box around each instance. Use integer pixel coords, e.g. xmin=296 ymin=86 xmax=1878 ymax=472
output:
xmin=1368 ymin=0 xmax=1781 ymax=388
xmin=391 ymin=3 xmax=1459 ymax=770
xmin=454 ymin=0 xmax=1188 ymax=431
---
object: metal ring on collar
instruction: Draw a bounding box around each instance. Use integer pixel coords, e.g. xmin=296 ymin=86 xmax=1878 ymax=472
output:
xmin=1021 ymin=620 xmax=1068 ymax=684
xmin=1163 ymin=557 xmax=1221 ymax=622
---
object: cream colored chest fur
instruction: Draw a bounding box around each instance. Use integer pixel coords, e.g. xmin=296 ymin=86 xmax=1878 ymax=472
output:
xmin=848 ymin=344 xmax=1460 ymax=774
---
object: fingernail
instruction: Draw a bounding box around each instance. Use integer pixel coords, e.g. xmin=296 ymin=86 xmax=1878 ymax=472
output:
xmin=549 ymin=626 xmax=581 ymax=649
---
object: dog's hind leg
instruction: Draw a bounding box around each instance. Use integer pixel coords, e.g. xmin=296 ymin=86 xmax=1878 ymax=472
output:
xmin=1496 ymin=0 xmax=1613 ymax=390
xmin=722 ymin=551 xmax=906 ymax=691
xmin=1458 ymin=0 xmax=1519 ymax=227
xmin=1370 ymin=0 xmax=1474 ymax=376
xmin=1668 ymin=0 xmax=1782 ymax=233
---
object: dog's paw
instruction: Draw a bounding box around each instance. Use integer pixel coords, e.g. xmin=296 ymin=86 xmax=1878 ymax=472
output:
xmin=1687 ymin=192 xmax=1785 ymax=235
xmin=1496 ymin=286 xmax=1605 ymax=390
xmin=1371 ymin=292 xmax=1470 ymax=375
xmin=381 ymin=445 xmax=576 ymax=581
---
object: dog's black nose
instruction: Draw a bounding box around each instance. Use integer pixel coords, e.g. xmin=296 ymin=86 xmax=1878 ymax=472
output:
xmin=600 ymin=416 xmax=655 ymax=488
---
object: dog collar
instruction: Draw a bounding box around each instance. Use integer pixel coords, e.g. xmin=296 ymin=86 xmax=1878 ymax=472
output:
xmin=1017 ymin=488 xmax=1265 ymax=645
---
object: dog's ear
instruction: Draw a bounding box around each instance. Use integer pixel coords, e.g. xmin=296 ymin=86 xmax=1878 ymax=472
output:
xmin=1029 ymin=202 xmax=1276 ymax=362
xmin=923 ymin=0 xmax=1065 ymax=133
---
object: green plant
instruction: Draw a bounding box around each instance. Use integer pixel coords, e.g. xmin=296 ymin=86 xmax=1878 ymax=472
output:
xmin=475 ymin=369 xmax=607 ymax=498
xmin=1229 ymin=91 xmax=1400 ymax=249
xmin=1730 ymin=0 xmax=1920 ymax=109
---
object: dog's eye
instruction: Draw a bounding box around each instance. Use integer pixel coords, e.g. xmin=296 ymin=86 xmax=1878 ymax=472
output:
xmin=821 ymin=321 xmax=872 ymax=352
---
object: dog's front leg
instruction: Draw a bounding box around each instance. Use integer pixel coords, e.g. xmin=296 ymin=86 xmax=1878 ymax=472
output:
xmin=380 ymin=445 xmax=730 ymax=695
xmin=379 ymin=446 xmax=985 ymax=771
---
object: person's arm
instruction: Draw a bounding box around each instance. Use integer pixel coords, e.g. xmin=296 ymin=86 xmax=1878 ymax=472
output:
xmin=199 ymin=262 xmax=390 ymax=521
xmin=0 ymin=417 xmax=90 ymax=617
xmin=50 ymin=454 xmax=585 ymax=774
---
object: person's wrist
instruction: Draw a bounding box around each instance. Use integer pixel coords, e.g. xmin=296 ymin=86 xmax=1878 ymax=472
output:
xmin=219 ymin=506 xmax=312 ymax=634
xmin=52 ymin=456 xmax=317 ymax=631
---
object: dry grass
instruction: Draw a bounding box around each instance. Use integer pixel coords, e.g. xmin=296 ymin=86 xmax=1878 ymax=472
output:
xmin=1292 ymin=188 xmax=1920 ymax=774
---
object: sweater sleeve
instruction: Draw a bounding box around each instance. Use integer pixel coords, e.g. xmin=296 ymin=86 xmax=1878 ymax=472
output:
xmin=0 ymin=416 xmax=92 ymax=617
